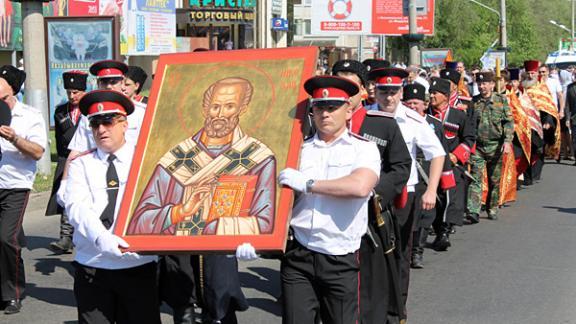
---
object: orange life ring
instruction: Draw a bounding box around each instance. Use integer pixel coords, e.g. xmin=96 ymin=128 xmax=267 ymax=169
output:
xmin=328 ymin=0 xmax=352 ymax=20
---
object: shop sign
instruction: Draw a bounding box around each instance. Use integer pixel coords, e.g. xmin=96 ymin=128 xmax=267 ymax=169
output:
xmin=190 ymin=9 xmax=255 ymax=22
xmin=189 ymin=0 xmax=257 ymax=8
xmin=271 ymin=17 xmax=288 ymax=31
xmin=271 ymin=0 xmax=283 ymax=15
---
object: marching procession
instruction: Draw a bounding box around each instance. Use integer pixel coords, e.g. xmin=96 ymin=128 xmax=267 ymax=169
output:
xmin=0 ymin=48 xmax=573 ymax=324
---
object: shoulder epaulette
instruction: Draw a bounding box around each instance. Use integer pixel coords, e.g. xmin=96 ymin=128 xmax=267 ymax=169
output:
xmin=366 ymin=110 xmax=394 ymax=118
xmin=70 ymin=148 xmax=96 ymax=161
xmin=349 ymin=132 xmax=370 ymax=142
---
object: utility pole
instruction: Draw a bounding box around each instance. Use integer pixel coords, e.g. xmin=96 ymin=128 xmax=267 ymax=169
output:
xmin=22 ymin=0 xmax=51 ymax=175
xmin=499 ymin=0 xmax=507 ymax=49
xmin=408 ymin=0 xmax=419 ymax=65
xmin=570 ymin=0 xmax=574 ymax=51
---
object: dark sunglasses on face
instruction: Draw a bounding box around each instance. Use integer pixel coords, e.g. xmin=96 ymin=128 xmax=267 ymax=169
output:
xmin=89 ymin=114 xmax=125 ymax=129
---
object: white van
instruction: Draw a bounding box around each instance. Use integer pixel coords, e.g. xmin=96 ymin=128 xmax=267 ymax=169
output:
xmin=546 ymin=50 xmax=576 ymax=69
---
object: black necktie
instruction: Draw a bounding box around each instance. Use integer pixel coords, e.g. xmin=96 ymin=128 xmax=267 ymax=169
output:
xmin=100 ymin=154 xmax=119 ymax=229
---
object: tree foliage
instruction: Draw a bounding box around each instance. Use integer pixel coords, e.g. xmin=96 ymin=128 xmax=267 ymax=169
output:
xmin=399 ymin=0 xmax=573 ymax=66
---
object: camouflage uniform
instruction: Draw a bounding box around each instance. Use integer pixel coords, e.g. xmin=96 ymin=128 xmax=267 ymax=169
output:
xmin=467 ymin=93 xmax=514 ymax=216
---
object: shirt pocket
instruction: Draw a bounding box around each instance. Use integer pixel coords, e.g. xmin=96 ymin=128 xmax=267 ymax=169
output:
xmin=326 ymin=156 xmax=354 ymax=179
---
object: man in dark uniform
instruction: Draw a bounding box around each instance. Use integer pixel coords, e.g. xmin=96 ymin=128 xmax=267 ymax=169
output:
xmin=331 ymin=60 xmax=411 ymax=323
xmin=427 ymin=77 xmax=476 ymax=248
xmin=362 ymin=59 xmax=391 ymax=109
xmin=46 ymin=70 xmax=87 ymax=254
xmin=123 ymin=65 xmax=148 ymax=104
xmin=402 ymin=83 xmax=456 ymax=268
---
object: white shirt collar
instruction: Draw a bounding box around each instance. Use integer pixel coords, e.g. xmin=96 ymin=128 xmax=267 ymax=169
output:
xmin=12 ymin=100 xmax=24 ymax=117
xmin=96 ymin=142 xmax=133 ymax=163
xmin=308 ymin=130 xmax=354 ymax=148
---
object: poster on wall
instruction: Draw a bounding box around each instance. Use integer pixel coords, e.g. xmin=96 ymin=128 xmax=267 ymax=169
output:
xmin=113 ymin=47 xmax=318 ymax=253
xmin=311 ymin=0 xmax=372 ymax=35
xmin=0 ymin=1 xmax=22 ymax=51
xmin=123 ymin=0 xmax=176 ymax=55
xmin=44 ymin=16 xmax=116 ymax=127
xmin=311 ymin=0 xmax=435 ymax=36
xmin=421 ymin=48 xmax=452 ymax=67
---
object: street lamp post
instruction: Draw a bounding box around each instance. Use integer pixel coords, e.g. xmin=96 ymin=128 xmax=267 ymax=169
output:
xmin=466 ymin=0 xmax=507 ymax=49
xmin=550 ymin=19 xmax=573 ymax=50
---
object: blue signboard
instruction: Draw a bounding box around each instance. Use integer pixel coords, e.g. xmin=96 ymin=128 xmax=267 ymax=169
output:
xmin=271 ymin=17 xmax=288 ymax=31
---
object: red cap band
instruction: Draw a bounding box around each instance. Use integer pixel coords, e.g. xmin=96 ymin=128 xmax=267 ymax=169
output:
xmin=86 ymin=101 xmax=128 ymax=117
xmin=311 ymin=87 xmax=350 ymax=100
xmin=97 ymin=68 xmax=124 ymax=78
xmin=375 ymin=75 xmax=403 ymax=87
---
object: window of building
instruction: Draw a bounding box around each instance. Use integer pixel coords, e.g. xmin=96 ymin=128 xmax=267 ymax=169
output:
xmin=295 ymin=19 xmax=311 ymax=36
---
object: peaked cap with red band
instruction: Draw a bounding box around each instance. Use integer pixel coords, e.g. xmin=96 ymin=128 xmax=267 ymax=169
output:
xmin=368 ymin=68 xmax=409 ymax=88
xmin=523 ymin=60 xmax=540 ymax=73
xmin=304 ymin=75 xmax=359 ymax=107
xmin=79 ymin=90 xmax=134 ymax=118
xmin=89 ymin=60 xmax=128 ymax=79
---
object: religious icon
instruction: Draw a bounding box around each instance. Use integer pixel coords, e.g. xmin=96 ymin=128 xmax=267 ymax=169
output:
xmin=113 ymin=47 xmax=318 ymax=253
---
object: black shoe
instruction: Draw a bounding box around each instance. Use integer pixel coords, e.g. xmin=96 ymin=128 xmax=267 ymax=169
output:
xmin=432 ymin=233 xmax=451 ymax=251
xmin=487 ymin=211 xmax=498 ymax=220
xmin=411 ymin=253 xmax=424 ymax=269
xmin=573 ymin=160 xmax=576 ymax=166
xmin=4 ymin=299 xmax=21 ymax=314
xmin=173 ymin=305 xmax=195 ymax=324
xmin=49 ymin=237 xmax=73 ymax=254
xmin=466 ymin=213 xmax=480 ymax=224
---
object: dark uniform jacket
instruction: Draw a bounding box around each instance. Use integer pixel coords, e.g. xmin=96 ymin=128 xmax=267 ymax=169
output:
xmin=428 ymin=105 xmax=476 ymax=166
xmin=45 ymin=102 xmax=79 ymax=215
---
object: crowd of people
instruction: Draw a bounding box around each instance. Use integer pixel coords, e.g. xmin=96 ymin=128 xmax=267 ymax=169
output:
xmin=0 ymin=50 xmax=572 ymax=324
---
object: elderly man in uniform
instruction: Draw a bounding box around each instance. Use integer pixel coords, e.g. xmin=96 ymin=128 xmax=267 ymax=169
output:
xmin=368 ymin=67 xmax=446 ymax=318
xmin=427 ymin=77 xmax=476 ymax=245
xmin=279 ymin=75 xmax=381 ymax=324
xmin=65 ymin=90 xmax=160 ymax=323
xmin=402 ymin=83 xmax=455 ymax=269
xmin=467 ymin=72 xmax=514 ymax=221
xmin=331 ymin=59 xmax=411 ymax=323
xmin=46 ymin=70 xmax=88 ymax=254
xmin=0 ymin=65 xmax=47 ymax=314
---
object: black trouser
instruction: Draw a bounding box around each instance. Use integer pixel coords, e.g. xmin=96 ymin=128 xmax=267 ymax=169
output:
xmin=159 ymin=254 xmax=248 ymax=324
xmin=0 ymin=189 xmax=29 ymax=301
xmin=445 ymin=168 xmax=466 ymax=225
xmin=393 ymin=192 xmax=417 ymax=311
xmin=282 ymin=240 xmax=359 ymax=324
xmin=59 ymin=211 xmax=74 ymax=239
xmin=73 ymin=261 xmax=160 ymax=324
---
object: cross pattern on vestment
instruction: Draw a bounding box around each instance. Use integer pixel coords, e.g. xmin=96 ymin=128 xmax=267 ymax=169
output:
xmin=218 ymin=143 xmax=260 ymax=175
xmin=168 ymin=146 xmax=201 ymax=174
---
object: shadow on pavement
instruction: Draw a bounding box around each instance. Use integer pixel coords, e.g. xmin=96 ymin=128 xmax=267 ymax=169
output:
xmin=240 ymin=266 xmax=280 ymax=297
xmin=542 ymin=206 xmax=576 ymax=214
xmin=25 ymin=283 xmax=76 ymax=307
xmin=246 ymin=297 xmax=281 ymax=316
xmin=34 ymin=257 xmax=75 ymax=277
xmin=25 ymin=235 xmax=56 ymax=251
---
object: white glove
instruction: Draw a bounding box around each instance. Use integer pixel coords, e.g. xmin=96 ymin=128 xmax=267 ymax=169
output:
xmin=95 ymin=232 xmax=129 ymax=258
xmin=235 ymin=243 xmax=258 ymax=261
xmin=56 ymin=179 xmax=67 ymax=207
xmin=121 ymin=251 xmax=142 ymax=261
xmin=278 ymin=168 xmax=310 ymax=193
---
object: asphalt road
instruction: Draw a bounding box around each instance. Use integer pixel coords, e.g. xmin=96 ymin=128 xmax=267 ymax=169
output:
xmin=1 ymin=161 xmax=575 ymax=324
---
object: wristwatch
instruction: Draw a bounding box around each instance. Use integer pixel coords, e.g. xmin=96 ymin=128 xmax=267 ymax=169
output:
xmin=305 ymin=179 xmax=315 ymax=194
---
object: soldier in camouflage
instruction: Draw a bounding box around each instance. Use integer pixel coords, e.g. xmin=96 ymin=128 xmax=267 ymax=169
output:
xmin=467 ymin=72 xmax=514 ymax=221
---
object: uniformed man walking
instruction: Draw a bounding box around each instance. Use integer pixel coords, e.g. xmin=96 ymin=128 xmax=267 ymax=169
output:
xmin=0 ymin=65 xmax=47 ymax=314
xmin=65 ymin=90 xmax=160 ymax=323
xmin=427 ymin=77 xmax=476 ymax=248
xmin=46 ymin=70 xmax=88 ymax=254
xmin=368 ymin=67 xmax=446 ymax=317
xmin=330 ymin=59 xmax=412 ymax=323
xmin=279 ymin=75 xmax=381 ymax=324
xmin=468 ymin=72 xmax=514 ymax=221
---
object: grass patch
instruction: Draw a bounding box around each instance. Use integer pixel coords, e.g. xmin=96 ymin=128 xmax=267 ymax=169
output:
xmin=33 ymin=130 xmax=57 ymax=193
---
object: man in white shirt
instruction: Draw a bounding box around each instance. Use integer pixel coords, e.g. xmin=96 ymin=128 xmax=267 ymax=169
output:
xmin=65 ymin=90 xmax=160 ymax=323
xmin=0 ymin=65 xmax=47 ymax=314
xmin=279 ymin=75 xmax=380 ymax=324
xmin=368 ymin=67 xmax=446 ymax=315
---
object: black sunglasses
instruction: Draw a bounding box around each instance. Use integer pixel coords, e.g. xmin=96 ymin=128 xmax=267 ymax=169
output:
xmin=89 ymin=114 xmax=125 ymax=128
